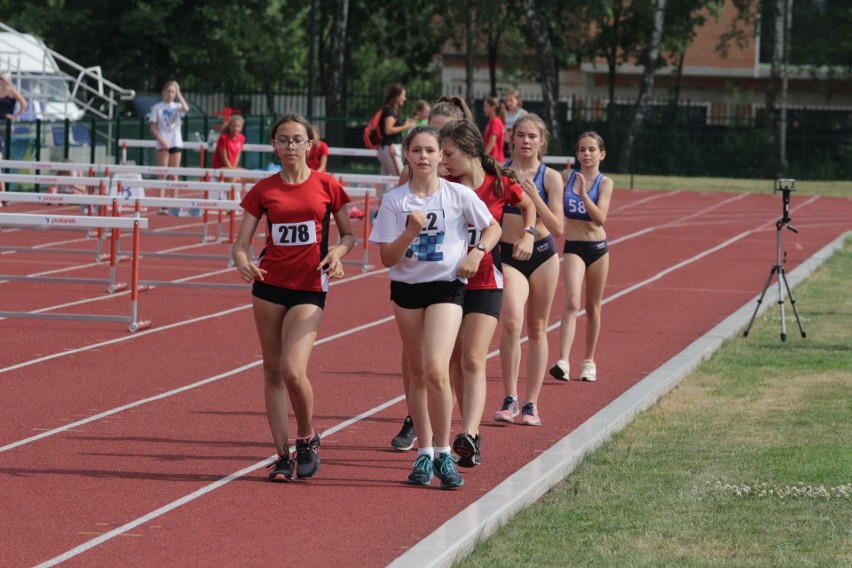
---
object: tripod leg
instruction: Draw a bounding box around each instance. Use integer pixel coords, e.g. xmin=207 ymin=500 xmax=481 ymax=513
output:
xmin=777 ymin=264 xmax=788 ymax=342
xmin=779 ymin=267 xmax=807 ymax=338
xmin=744 ymin=266 xmax=778 ymax=337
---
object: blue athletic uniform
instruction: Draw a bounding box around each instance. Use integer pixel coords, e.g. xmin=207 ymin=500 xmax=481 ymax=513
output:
xmin=563 ymin=170 xmax=603 ymax=222
xmin=503 ymin=161 xmax=547 ymax=215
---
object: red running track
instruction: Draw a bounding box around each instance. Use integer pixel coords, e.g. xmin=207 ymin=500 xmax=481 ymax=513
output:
xmin=1 ymin=189 xmax=850 ymax=567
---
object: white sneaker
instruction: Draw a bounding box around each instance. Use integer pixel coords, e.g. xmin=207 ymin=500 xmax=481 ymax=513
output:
xmin=580 ymin=360 xmax=597 ymax=382
xmin=549 ymin=359 xmax=570 ymax=381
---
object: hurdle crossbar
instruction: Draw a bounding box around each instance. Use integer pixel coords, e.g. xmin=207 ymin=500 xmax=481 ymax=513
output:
xmin=0 ymin=213 xmax=151 ymax=332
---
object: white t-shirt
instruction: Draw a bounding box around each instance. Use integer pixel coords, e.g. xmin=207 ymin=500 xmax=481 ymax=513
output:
xmin=149 ymin=101 xmax=186 ymax=149
xmin=369 ymin=178 xmax=493 ymax=284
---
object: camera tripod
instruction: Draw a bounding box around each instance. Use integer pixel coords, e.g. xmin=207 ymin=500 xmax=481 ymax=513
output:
xmin=743 ymin=179 xmax=807 ymax=341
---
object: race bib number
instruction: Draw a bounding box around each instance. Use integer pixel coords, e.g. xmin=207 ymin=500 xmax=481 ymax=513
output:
xmin=271 ymin=221 xmax=317 ymax=246
xmin=467 ymin=227 xmax=481 ymax=247
xmin=567 ymin=198 xmax=587 ymax=216
xmin=405 ymin=209 xmax=446 ymax=262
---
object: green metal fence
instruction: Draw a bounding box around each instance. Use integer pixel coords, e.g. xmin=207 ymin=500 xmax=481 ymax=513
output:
xmin=4 ymin=99 xmax=850 ymax=180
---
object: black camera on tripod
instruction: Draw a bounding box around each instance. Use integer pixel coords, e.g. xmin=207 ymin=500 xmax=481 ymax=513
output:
xmin=774 ymin=178 xmax=797 ymax=229
xmin=743 ymin=177 xmax=807 ymax=341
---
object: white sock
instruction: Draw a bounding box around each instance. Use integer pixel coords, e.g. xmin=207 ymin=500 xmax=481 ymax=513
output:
xmin=434 ymin=446 xmax=451 ymax=456
xmin=418 ymin=447 xmax=434 ymax=459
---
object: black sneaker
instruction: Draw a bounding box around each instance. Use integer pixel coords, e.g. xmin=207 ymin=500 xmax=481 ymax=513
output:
xmin=390 ymin=415 xmax=417 ymax=451
xmin=453 ymin=432 xmax=479 ymax=468
xmin=294 ymin=433 xmax=321 ymax=479
xmin=266 ymin=453 xmax=294 ymax=482
xmin=472 ymin=433 xmax=481 ymax=466
xmin=433 ymin=452 xmax=464 ymax=489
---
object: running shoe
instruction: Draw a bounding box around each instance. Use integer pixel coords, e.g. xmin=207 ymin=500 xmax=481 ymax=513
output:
xmin=390 ymin=415 xmax=417 ymax=451
xmin=494 ymin=396 xmax=519 ymax=423
xmin=521 ymin=402 xmax=542 ymax=426
xmin=580 ymin=360 xmax=597 ymax=382
xmin=453 ymin=432 xmax=479 ymax=468
xmin=549 ymin=359 xmax=570 ymax=381
xmin=266 ymin=453 xmax=294 ymax=482
xmin=433 ymin=453 xmax=464 ymax=489
xmin=294 ymin=433 xmax=321 ymax=479
xmin=349 ymin=206 xmax=365 ymax=219
xmin=406 ymin=454 xmax=434 ymax=485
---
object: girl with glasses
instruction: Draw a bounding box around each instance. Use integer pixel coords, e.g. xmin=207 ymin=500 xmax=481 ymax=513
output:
xmin=232 ymin=113 xmax=356 ymax=482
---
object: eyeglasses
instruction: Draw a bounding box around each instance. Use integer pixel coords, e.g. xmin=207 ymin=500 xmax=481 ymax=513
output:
xmin=272 ymin=138 xmax=309 ymax=150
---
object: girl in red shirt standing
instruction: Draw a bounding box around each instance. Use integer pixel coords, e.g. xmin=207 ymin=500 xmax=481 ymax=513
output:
xmin=482 ymin=97 xmax=506 ymax=163
xmin=212 ymin=114 xmax=246 ymax=171
xmin=440 ymin=119 xmax=536 ymax=467
xmin=232 ymin=113 xmax=356 ymax=482
xmin=305 ymin=123 xmax=329 ymax=172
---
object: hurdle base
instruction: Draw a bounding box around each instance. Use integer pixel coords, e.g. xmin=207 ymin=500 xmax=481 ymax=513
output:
xmin=108 ymin=282 xmax=128 ymax=293
xmin=129 ymin=320 xmax=152 ymax=332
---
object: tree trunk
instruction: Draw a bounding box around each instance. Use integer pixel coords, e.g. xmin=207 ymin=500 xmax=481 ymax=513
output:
xmin=605 ymin=2 xmax=623 ymax=151
xmin=764 ymin=0 xmax=783 ymax=178
xmin=487 ymin=31 xmax=500 ymax=97
xmin=617 ymin=0 xmax=667 ymax=173
xmin=520 ymin=0 xmax=561 ymax=154
xmin=326 ymin=0 xmax=349 ymax=145
xmin=464 ymin=1 xmax=476 ymax=105
xmin=779 ymin=0 xmax=792 ymax=172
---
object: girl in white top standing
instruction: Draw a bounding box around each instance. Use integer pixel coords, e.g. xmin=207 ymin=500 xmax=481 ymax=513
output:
xmin=549 ymin=132 xmax=613 ymax=383
xmin=149 ymin=80 xmax=189 ymax=211
xmin=370 ymin=125 xmax=501 ymax=489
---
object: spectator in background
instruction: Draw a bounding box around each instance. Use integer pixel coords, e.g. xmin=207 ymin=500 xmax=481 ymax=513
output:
xmin=403 ymin=99 xmax=431 ymax=137
xmin=482 ymin=97 xmax=505 ymax=164
xmin=306 ymin=124 xmax=329 ymax=172
xmin=0 ymin=72 xmax=27 ymax=198
xmin=149 ymin=80 xmax=189 ymax=212
xmin=376 ymin=83 xmax=416 ymax=176
xmin=503 ymin=90 xmax=526 ymax=156
xmin=212 ymin=114 xmax=246 ymax=175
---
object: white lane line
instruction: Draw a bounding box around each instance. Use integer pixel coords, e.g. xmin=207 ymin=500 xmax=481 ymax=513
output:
xmin=0 ymin=264 xmax=390 ymax=374
xmin=32 ymin=391 xmax=407 ymax=568
xmin=0 ymin=314 xmax=395 ymax=453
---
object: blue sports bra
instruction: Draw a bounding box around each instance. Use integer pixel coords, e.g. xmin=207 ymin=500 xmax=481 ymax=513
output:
xmin=563 ymin=170 xmax=603 ymax=222
xmin=503 ymin=161 xmax=547 ymax=215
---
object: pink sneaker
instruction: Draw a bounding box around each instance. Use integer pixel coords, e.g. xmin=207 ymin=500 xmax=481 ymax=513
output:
xmin=494 ymin=396 xmax=519 ymax=422
xmin=521 ymin=402 xmax=541 ymax=426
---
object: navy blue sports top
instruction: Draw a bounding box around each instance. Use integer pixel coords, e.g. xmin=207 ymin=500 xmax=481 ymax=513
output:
xmin=563 ymin=170 xmax=603 ymax=222
xmin=503 ymin=161 xmax=547 ymax=215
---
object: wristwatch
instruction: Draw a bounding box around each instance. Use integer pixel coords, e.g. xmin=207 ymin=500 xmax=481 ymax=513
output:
xmin=524 ymin=226 xmax=538 ymax=237
xmin=475 ymin=242 xmax=487 ymax=252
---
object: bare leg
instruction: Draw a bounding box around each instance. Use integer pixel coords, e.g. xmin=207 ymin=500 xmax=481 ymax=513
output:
xmin=499 ymin=264 xmax=528 ymax=400
xmin=557 ymin=254 xmax=587 ymax=362
xmin=523 ymin=254 xmax=560 ymax=405
xmin=582 ymin=253 xmax=609 ymax=361
xmin=251 ymin=298 xmax=322 ymax=454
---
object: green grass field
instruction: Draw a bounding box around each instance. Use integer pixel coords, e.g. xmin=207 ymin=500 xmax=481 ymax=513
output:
xmin=456 ymin=238 xmax=851 ymax=565
xmin=610 ymin=174 xmax=852 ymax=198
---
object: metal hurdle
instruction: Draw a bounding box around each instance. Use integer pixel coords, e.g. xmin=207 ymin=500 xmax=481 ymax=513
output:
xmin=112 ymin=177 xmax=239 ymax=243
xmin=340 ymin=185 xmax=375 ymax=273
xmin=0 ymin=174 xmax=114 ymax=258
xmin=0 ymin=213 xmax=151 ymax=332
